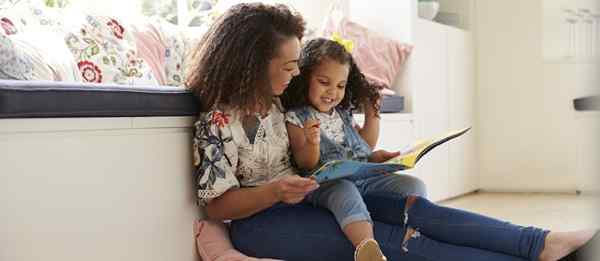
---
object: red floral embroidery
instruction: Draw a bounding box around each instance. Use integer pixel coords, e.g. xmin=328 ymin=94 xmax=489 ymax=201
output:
xmin=1 ymin=17 xmax=17 ymax=35
xmin=106 ymin=18 xmax=124 ymax=40
xmin=78 ymin=60 xmax=103 ymax=83
xmin=212 ymin=111 xmax=230 ymax=128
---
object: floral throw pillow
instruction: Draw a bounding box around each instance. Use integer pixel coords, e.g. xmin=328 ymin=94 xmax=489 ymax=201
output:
xmin=161 ymin=22 xmax=188 ymax=86
xmin=0 ymin=17 xmax=19 ymax=35
xmin=0 ymin=0 xmax=65 ymax=34
xmin=64 ymin=15 xmax=158 ymax=85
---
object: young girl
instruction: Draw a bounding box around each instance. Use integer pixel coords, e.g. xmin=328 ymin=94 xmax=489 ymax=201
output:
xmin=282 ymin=37 xmax=402 ymax=261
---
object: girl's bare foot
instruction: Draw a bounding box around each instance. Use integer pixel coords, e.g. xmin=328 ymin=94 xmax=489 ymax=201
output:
xmin=538 ymin=230 xmax=596 ymax=261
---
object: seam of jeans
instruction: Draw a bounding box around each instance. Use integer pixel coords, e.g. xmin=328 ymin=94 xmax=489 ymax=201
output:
xmin=408 ymin=217 xmax=517 ymax=230
xmin=340 ymin=213 xmax=373 ymax=228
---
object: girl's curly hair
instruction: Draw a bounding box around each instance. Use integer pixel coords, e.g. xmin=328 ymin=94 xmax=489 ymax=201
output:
xmin=281 ymin=38 xmax=381 ymax=115
xmin=186 ymin=3 xmax=305 ymax=113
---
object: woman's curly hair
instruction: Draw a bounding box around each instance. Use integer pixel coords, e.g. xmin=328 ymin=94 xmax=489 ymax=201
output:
xmin=281 ymin=38 xmax=381 ymax=115
xmin=186 ymin=3 xmax=305 ymax=113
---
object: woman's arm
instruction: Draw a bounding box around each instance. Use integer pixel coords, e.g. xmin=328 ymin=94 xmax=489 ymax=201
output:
xmin=286 ymin=120 xmax=320 ymax=170
xmin=358 ymin=102 xmax=380 ymax=149
xmin=206 ymin=175 xmax=319 ymax=220
xmin=205 ymin=185 xmax=277 ymax=220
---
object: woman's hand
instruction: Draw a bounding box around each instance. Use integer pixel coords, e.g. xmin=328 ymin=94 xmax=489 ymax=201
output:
xmin=270 ymin=175 xmax=319 ymax=204
xmin=303 ymin=119 xmax=320 ymax=145
xmin=369 ymin=149 xmax=401 ymax=163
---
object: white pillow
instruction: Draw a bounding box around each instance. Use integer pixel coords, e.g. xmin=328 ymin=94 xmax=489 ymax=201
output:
xmin=0 ymin=31 xmax=80 ymax=82
xmin=0 ymin=33 xmax=33 ymax=80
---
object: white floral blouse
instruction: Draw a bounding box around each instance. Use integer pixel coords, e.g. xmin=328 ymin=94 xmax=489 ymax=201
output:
xmin=192 ymin=102 xmax=296 ymax=206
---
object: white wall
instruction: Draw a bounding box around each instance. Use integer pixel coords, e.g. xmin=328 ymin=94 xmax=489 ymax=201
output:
xmin=475 ymin=0 xmax=599 ymax=192
xmin=289 ymin=0 xmax=341 ymax=31
xmin=348 ymin=0 xmax=414 ymax=43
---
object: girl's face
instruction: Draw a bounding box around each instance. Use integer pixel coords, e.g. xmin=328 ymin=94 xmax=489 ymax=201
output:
xmin=268 ymin=37 xmax=301 ymax=96
xmin=308 ymin=58 xmax=350 ymax=113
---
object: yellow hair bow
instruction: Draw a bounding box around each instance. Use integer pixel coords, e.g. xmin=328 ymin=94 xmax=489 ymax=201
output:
xmin=331 ymin=32 xmax=354 ymax=53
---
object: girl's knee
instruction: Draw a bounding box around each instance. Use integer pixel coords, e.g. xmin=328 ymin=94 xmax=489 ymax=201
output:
xmin=330 ymin=179 xmax=359 ymax=194
xmin=406 ymin=176 xmax=428 ymax=198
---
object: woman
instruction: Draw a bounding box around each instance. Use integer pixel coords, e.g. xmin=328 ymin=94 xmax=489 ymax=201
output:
xmin=186 ymin=3 xmax=595 ymax=261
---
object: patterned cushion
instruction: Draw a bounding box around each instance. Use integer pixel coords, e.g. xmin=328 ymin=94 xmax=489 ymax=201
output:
xmin=0 ymin=17 xmax=20 ymax=35
xmin=161 ymin=21 xmax=188 ymax=86
xmin=132 ymin=17 xmax=216 ymax=87
xmin=63 ymin=15 xmax=158 ymax=85
xmin=0 ymin=0 xmax=65 ymax=34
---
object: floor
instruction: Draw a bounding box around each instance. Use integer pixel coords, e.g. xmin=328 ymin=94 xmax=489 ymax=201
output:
xmin=439 ymin=192 xmax=599 ymax=231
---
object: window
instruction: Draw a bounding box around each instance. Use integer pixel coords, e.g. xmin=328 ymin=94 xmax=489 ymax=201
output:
xmin=23 ymin=0 xmax=303 ymax=28
xmin=44 ymin=0 xmax=219 ymax=27
xmin=141 ymin=0 xmax=218 ymax=27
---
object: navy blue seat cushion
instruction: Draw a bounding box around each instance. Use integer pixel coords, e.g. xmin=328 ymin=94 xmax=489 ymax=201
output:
xmin=380 ymin=95 xmax=404 ymax=113
xmin=0 ymin=80 xmax=200 ymax=118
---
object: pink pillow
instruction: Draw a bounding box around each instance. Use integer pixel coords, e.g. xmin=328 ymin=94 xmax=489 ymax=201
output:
xmin=194 ymin=220 xmax=283 ymax=261
xmin=322 ymin=15 xmax=412 ymax=91
xmin=131 ymin=22 xmax=168 ymax=85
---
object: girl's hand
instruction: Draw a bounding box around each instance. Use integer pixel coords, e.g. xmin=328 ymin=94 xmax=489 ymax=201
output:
xmin=362 ymin=94 xmax=382 ymax=116
xmin=369 ymin=149 xmax=401 ymax=163
xmin=270 ymin=175 xmax=319 ymax=204
xmin=303 ymin=119 xmax=320 ymax=145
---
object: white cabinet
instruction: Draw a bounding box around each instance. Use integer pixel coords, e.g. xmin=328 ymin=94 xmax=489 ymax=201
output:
xmin=412 ymin=19 xmax=451 ymax=201
xmin=447 ymin=27 xmax=478 ymax=198
xmin=410 ymin=19 xmax=477 ymax=201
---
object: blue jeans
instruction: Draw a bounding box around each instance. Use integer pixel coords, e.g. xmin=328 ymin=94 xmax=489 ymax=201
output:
xmin=305 ymin=174 xmax=428 ymax=228
xmin=230 ymin=175 xmax=548 ymax=261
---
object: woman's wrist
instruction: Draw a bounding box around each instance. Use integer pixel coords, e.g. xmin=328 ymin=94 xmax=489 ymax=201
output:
xmin=264 ymin=181 xmax=282 ymax=205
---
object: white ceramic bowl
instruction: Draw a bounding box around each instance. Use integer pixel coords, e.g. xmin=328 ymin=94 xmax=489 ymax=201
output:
xmin=418 ymin=1 xmax=440 ymax=20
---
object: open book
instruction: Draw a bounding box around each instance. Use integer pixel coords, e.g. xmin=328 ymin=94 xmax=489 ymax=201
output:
xmin=310 ymin=127 xmax=471 ymax=183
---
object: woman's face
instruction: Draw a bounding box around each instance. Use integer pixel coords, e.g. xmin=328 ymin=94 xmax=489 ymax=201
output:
xmin=308 ymin=58 xmax=350 ymax=113
xmin=268 ymin=37 xmax=301 ymax=96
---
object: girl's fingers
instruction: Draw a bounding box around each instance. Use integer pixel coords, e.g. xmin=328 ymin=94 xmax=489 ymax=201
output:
xmin=304 ymin=119 xmax=320 ymax=129
xmin=387 ymin=151 xmax=401 ymax=158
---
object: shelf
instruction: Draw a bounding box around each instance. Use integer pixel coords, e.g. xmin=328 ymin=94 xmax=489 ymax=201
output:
xmin=417 ymin=18 xmax=469 ymax=33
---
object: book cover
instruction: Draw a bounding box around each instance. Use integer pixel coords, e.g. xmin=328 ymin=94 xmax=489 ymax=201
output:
xmin=310 ymin=127 xmax=471 ymax=183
